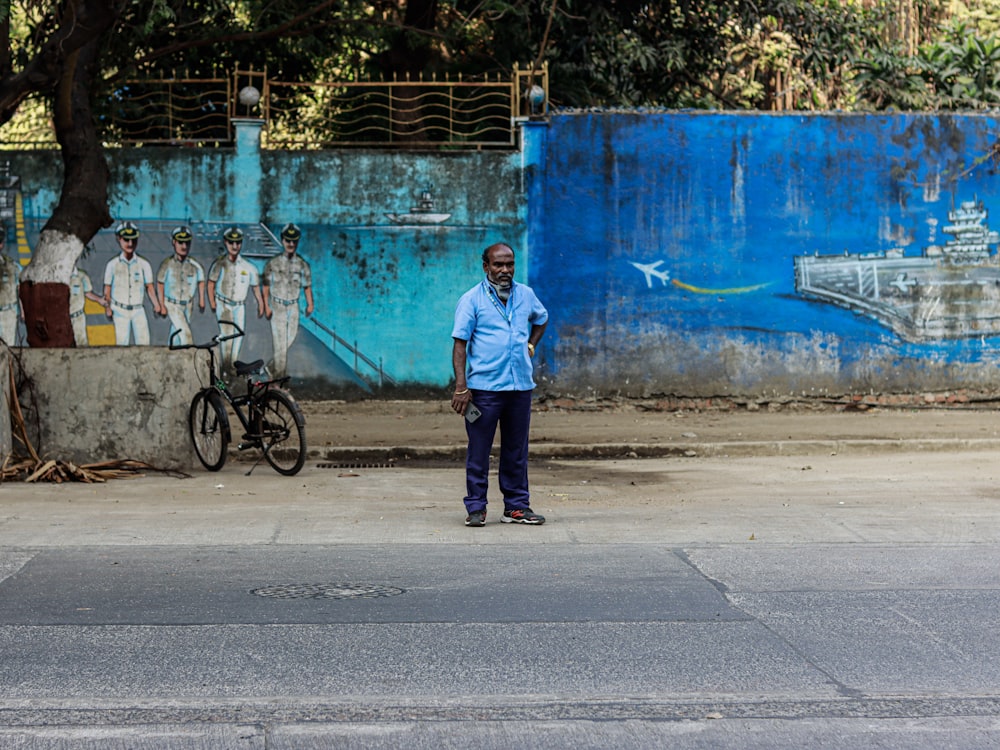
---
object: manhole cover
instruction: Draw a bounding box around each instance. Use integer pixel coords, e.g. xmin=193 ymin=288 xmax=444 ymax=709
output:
xmin=250 ymin=583 xmax=405 ymax=600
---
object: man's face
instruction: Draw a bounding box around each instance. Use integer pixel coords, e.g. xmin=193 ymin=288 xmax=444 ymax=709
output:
xmin=225 ymin=238 xmax=242 ymax=259
xmin=282 ymin=237 xmax=299 ymax=257
xmin=484 ymin=245 xmax=515 ymax=288
xmin=117 ymin=235 xmax=138 ymax=257
xmin=173 ymin=238 xmax=191 ymax=258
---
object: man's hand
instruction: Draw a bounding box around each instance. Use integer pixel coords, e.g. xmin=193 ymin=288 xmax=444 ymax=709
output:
xmin=451 ymin=388 xmax=471 ymax=416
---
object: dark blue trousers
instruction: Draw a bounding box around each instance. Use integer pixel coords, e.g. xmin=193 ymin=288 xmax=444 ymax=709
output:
xmin=464 ymin=389 xmax=533 ymax=513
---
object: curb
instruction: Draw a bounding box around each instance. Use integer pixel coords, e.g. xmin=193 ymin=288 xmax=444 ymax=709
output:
xmin=309 ymin=437 xmax=1000 ymax=462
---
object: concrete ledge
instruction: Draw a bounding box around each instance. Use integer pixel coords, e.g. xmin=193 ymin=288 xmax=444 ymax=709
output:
xmin=11 ymin=347 xmax=199 ymax=469
xmin=308 ymin=437 xmax=1000 ymax=462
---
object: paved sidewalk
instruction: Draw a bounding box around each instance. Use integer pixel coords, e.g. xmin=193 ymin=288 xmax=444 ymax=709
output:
xmin=2 ymin=400 xmax=999 ymax=550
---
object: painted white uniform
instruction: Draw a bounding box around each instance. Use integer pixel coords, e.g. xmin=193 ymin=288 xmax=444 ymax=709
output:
xmin=209 ymin=254 xmax=259 ymax=368
xmin=103 ymin=252 xmax=154 ymax=346
xmin=0 ymin=254 xmax=20 ymax=345
xmin=157 ymin=255 xmax=204 ymax=346
xmin=264 ymin=253 xmax=312 ymax=377
xmin=69 ymin=268 xmax=94 ymax=346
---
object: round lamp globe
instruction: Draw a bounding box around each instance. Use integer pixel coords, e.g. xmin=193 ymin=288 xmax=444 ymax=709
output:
xmin=238 ymin=86 xmax=261 ymax=107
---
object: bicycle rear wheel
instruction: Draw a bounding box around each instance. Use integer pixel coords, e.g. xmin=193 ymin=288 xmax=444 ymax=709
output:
xmin=258 ymin=389 xmax=306 ymax=475
xmin=189 ymin=390 xmax=230 ymax=471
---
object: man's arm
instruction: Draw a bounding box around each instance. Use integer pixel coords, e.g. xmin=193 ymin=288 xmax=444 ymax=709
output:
xmin=528 ymin=322 xmax=547 ymax=357
xmin=103 ymin=283 xmax=113 ymax=318
xmin=304 ymin=286 xmax=314 ymax=316
xmin=252 ymin=284 xmax=264 ymax=317
xmin=261 ymin=281 xmax=272 ymax=320
xmin=144 ymin=282 xmax=162 ymax=316
xmin=450 ymin=338 xmax=471 ymax=416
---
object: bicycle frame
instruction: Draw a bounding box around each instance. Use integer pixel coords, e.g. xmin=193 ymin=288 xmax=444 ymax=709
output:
xmin=170 ymin=321 xmax=305 ymax=474
xmin=177 ymin=325 xmax=283 ymax=439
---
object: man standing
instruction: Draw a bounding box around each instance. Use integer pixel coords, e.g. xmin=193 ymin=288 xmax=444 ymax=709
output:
xmin=157 ymin=225 xmax=206 ymax=346
xmin=0 ymin=222 xmax=21 ymax=344
xmin=103 ymin=221 xmax=162 ymax=346
xmin=262 ymin=222 xmax=314 ymax=378
xmin=69 ymin=266 xmax=105 ymax=346
xmin=208 ymin=226 xmax=263 ymax=373
xmin=450 ymin=242 xmax=549 ymax=527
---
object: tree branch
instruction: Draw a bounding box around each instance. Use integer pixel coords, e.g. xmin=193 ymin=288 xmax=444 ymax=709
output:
xmin=0 ymin=0 xmax=117 ymax=127
xmin=128 ymin=0 xmax=342 ymax=71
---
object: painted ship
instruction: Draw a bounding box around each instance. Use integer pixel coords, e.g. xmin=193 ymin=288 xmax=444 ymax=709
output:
xmin=793 ymin=198 xmax=1000 ymax=342
xmin=385 ymin=187 xmax=451 ymax=225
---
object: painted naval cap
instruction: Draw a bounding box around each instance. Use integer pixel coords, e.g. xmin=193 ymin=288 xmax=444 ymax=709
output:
xmin=280 ymin=223 xmax=302 ymax=241
xmin=223 ymin=226 xmax=244 ymax=242
xmin=115 ymin=221 xmax=140 ymax=239
xmin=171 ymin=225 xmax=193 ymax=242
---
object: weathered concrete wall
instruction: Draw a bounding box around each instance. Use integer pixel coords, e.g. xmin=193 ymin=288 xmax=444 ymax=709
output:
xmin=535 ymin=112 xmax=1000 ymax=397
xmin=14 ymin=348 xmax=197 ymax=469
xmin=11 ymin=134 xmax=531 ymax=388
xmin=12 ymin=113 xmax=1000 ymax=399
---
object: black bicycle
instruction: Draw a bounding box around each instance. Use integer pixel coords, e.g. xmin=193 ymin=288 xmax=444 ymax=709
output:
xmin=169 ymin=321 xmax=307 ymax=475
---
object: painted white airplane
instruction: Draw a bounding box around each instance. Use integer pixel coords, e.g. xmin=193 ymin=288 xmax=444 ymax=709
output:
xmin=631 ymin=260 xmax=670 ymax=288
xmin=889 ymin=272 xmax=917 ymax=293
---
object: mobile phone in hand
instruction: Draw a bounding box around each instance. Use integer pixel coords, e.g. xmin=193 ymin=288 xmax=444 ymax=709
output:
xmin=465 ymin=404 xmax=482 ymax=423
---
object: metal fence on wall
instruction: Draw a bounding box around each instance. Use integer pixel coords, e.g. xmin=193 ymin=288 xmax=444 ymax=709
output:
xmin=0 ymin=65 xmax=548 ymax=151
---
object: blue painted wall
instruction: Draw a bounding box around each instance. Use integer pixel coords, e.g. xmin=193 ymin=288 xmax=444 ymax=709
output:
xmin=11 ymin=129 xmax=532 ymax=388
xmin=12 ymin=112 xmax=1000 ymax=395
xmin=536 ymin=112 xmax=1000 ymax=396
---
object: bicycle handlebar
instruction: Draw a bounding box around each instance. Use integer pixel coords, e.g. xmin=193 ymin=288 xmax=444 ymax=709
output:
xmin=168 ymin=320 xmax=245 ymax=350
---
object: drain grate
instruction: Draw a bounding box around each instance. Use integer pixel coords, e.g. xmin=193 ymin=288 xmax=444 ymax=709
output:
xmin=317 ymin=462 xmax=396 ymax=470
xmin=251 ymin=583 xmax=405 ymax=600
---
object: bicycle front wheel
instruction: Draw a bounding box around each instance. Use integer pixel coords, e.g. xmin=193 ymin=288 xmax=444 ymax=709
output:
xmin=258 ymin=389 xmax=306 ymax=475
xmin=189 ymin=390 xmax=230 ymax=471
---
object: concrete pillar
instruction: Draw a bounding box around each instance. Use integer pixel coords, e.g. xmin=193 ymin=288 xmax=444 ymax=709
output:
xmin=516 ymin=119 xmax=548 ymax=273
xmin=232 ymin=118 xmax=264 ymax=224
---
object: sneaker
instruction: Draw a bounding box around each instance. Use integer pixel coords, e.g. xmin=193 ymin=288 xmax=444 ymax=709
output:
xmin=501 ymin=508 xmax=545 ymax=525
xmin=465 ymin=510 xmax=487 ymax=527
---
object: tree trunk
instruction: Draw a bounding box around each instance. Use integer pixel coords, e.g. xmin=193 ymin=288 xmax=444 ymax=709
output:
xmin=19 ymin=29 xmax=112 ymax=347
xmin=379 ymin=0 xmax=439 ymax=143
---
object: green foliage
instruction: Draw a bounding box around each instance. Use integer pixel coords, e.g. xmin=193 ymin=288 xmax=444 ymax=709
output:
xmin=9 ymin=0 xmax=1000 ymax=150
xmin=851 ymin=47 xmax=931 ymax=110
xmin=919 ymin=20 xmax=1000 ymax=107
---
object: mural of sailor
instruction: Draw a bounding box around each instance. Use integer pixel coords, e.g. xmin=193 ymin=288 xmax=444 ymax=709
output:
xmin=0 ymin=221 xmax=21 ymax=345
xmin=207 ymin=226 xmax=264 ymax=375
xmin=69 ymin=266 xmax=106 ymax=346
xmin=262 ymin=222 xmax=314 ymax=378
xmin=102 ymin=221 xmax=162 ymax=346
xmin=156 ymin=225 xmax=206 ymax=346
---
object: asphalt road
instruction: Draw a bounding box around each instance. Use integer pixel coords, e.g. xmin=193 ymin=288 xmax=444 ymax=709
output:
xmin=2 ymin=441 xmax=1000 ymax=747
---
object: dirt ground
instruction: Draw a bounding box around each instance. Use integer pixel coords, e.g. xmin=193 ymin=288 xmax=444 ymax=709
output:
xmin=299 ymin=398 xmax=1000 ymax=450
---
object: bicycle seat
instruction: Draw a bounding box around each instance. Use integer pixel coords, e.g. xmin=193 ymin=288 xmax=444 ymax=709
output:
xmin=234 ymin=359 xmax=265 ymax=376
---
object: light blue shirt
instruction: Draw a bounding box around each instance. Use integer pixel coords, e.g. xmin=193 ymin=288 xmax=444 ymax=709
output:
xmin=452 ymin=278 xmax=548 ymax=391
